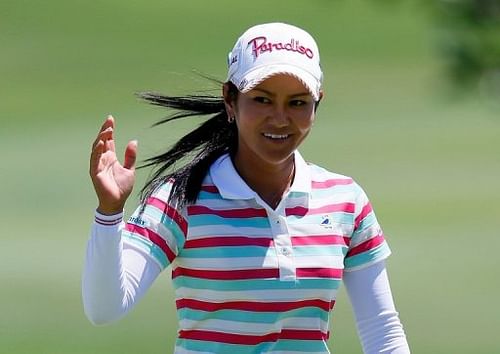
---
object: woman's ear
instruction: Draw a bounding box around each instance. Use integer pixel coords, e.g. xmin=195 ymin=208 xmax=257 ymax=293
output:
xmin=222 ymin=82 xmax=236 ymax=119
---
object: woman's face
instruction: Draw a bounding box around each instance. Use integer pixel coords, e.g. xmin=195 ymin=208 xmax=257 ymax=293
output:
xmin=225 ymin=74 xmax=321 ymax=170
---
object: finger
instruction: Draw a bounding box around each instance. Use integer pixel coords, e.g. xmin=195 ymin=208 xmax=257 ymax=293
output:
xmin=98 ymin=114 xmax=115 ymax=134
xmin=89 ymin=139 xmax=105 ymax=175
xmin=106 ymin=117 xmax=116 ymax=152
xmin=123 ymin=140 xmax=138 ymax=170
xmin=93 ymin=115 xmax=115 ymax=147
xmin=92 ymin=127 xmax=113 ymax=150
xmin=102 ymin=115 xmax=116 ymax=152
xmin=106 ymin=135 xmax=116 ymax=153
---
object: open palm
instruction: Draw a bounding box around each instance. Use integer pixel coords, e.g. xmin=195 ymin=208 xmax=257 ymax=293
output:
xmin=90 ymin=116 xmax=137 ymax=215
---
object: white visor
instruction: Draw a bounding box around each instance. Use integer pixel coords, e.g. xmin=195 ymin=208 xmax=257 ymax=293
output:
xmin=227 ymin=23 xmax=323 ymax=101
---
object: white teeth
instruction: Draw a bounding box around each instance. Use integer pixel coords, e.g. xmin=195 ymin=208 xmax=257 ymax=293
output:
xmin=263 ymin=133 xmax=289 ymax=139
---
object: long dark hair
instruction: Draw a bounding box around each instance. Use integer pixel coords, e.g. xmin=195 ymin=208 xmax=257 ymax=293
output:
xmin=137 ymin=81 xmax=239 ymax=209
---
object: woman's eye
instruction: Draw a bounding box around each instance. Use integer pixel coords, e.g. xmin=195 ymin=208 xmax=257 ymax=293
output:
xmin=254 ymin=96 xmax=271 ymax=104
xmin=290 ymin=99 xmax=307 ymax=107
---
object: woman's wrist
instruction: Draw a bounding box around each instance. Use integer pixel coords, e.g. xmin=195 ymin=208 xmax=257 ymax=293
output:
xmin=96 ymin=203 xmax=125 ymax=216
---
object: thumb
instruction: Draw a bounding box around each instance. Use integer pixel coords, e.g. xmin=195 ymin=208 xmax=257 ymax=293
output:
xmin=123 ymin=140 xmax=138 ymax=170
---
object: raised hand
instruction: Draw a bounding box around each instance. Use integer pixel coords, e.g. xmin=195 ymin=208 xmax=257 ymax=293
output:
xmin=90 ymin=115 xmax=137 ymax=215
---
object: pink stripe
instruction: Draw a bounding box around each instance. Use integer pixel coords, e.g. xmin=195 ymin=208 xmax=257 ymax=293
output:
xmin=280 ymin=329 xmax=329 ymax=341
xmin=330 ymin=300 xmax=336 ymax=310
xmin=125 ymin=224 xmax=176 ymax=263
xmin=200 ymin=185 xmax=219 ymax=193
xmin=346 ymin=234 xmax=385 ymax=258
xmin=354 ymin=202 xmax=373 ymax=229
xmin=292 ymin=235 xmax=350 ymax=247
xmin=286 ymin=202 xmax=355 ymax=217
xmin=146 ymin=197 xmax=188 ymax=236
xmin=176 ymin=298 xmax=332 ymax=312
xmin=172 ymin=267 xmax=279 ymax=280
xmin=311 ymin=178 xmax=353 ymax=189
xmin=184 ymin=236 xmax=274 ymax=248
xmin=184 ymin=235 xmax=350 ymax=248
xmin=188 ymin=205 xmax=267 ymax=218
xmin=296 ymin=268 xmax=343 ymax=279
xmin=178 ymin=329 xmax=328 ymax=345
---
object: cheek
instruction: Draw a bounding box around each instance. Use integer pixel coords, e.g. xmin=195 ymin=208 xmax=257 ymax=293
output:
xmin=296 ymin=111 xmax=316 ymax=131
xmin=236 ymin=103 xmax=268 ymax=126
xmin=241 ymin=101 xmax=269 ymax=117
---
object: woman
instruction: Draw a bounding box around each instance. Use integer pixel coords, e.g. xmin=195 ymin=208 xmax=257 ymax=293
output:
xmin=83 ymin=22 xmax=410 ymax=354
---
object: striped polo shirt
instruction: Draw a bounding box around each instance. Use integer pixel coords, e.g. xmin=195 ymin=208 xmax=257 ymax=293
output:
xmin=123 ymin=151 xmax=391 ymax=354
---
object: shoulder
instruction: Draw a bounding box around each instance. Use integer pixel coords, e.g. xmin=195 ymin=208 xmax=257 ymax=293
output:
xmin=152 ymin=179 xmax=175 ymax=198
xmin=306 ymin=161 xmax=359 ymax=189
xmin=305 ymin=161 xmax=370 ymax=206
xmin=142 ymin=179 xmax=189 ymax=221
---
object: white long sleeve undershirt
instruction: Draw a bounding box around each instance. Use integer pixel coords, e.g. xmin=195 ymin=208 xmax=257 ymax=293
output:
xmin=343 ymin=261 xmax=410 ymax=353
xmin=82 ymin=211 xmax=410 ymax=353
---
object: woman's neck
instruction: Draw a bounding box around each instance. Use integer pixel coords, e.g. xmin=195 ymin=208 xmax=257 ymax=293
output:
xmin=232 ymin=153 xmax=295 ymax=209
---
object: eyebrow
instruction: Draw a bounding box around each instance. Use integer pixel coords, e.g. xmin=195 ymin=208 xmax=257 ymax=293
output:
xmin=253 ymin=88 xmax=311 ymax=98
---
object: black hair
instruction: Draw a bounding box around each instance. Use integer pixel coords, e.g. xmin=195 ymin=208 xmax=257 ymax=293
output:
xmin=137 ymin=81 xmax=239 ymax=209
xmin=138 ymin=79 xmax=321 ymax=210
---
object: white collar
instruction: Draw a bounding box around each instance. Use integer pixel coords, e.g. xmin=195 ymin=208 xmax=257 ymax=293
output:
xmin=209 ymin=151 xmax=311 ymax=200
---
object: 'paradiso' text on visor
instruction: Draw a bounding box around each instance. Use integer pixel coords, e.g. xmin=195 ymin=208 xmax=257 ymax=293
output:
xmin=248 ymin=36 xmax=314 ymax=59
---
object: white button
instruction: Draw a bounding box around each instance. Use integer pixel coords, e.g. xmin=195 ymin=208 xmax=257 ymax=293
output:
xmin=280 ymin=247 xmax=290 ymax=256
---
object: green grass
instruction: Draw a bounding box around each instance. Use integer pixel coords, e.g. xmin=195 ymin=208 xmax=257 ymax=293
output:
xmin=1 ymin=0 xmax=499 ymax=353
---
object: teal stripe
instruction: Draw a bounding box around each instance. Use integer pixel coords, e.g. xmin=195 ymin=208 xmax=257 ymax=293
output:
xmin=288 ymin=191 xmax=307 ymax=199
xmin=178 ymin=307 xmax=329 ymax=324
xmin=189 ymin=215 xmax=270 ymax=228
xmin=293 ymin=245 xmax=346 ymax=257
xmin=180 ymin=246 xmax=274 ymax=258
xmin=354 ymin=213 xmax=377 ymax=233
xmin=173 ymin=277 xmax=342 ymax=291
xmin=142 ymin=204 xmax=186 ymax=249
xmin=332 ymin=211 xmax=355 ymax=224
xmin=122 ymin=232 xmax=169 ymax=269
xmin=177 ymin=338 xmax=329 ymax=354
xmin=344 ymin=242 xmax=391 ymax=270
xmin=271 ymin=339 xmax=330 ymax=353
xmin=197 ymin=190 xmax=224 ymax=200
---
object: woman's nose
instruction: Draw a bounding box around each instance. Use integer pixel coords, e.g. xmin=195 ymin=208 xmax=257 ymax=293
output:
xmin=269 ymin=105 xmax=289 ymax=127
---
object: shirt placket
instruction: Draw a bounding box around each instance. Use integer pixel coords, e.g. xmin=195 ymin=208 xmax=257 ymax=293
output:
xmin=268 ymin=208 xmax=296 ymax=281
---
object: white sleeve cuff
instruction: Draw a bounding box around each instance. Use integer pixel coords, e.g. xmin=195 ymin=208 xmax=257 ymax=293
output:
xmin=94 ymin=210 xmax=124 ymax=227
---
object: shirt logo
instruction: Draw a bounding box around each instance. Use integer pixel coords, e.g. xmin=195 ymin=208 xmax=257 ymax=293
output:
xmin=320 ymin=215 xmax=332 ymax=228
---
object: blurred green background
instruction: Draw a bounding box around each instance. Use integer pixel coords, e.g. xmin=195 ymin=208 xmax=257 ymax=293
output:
xmin=1 ymin=0 xmax=499 ymax=353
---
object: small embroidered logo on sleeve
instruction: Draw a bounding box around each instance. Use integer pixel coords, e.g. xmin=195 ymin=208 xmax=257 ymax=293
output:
xmin=128 ymin=216 xmax=146 ymax=227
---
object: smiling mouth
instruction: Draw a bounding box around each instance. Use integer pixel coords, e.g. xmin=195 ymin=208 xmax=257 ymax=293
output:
xmin=262 ymin=133 xmax=290 ymax=140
